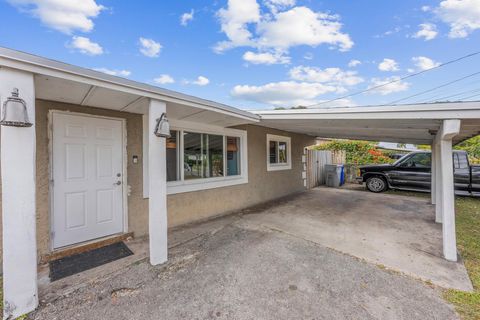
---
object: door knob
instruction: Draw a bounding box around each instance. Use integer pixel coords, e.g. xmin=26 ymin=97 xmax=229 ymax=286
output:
xmin=114 ymin=181 xmax=122 ymax=186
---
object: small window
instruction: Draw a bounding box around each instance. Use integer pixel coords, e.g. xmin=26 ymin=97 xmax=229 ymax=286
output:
xmin=266 ymin=134 xmax=291 ymax=171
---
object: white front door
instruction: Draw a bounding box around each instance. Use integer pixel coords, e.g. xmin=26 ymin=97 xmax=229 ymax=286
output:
xmin=52 ymin=113 xmax=125 ymax=249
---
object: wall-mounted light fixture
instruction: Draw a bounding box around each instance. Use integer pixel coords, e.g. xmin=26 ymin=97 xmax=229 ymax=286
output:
xmin=0 ymin=88 xmax=33 ymax=127
xmin=153 ymin=112 xmax=170 ymax=138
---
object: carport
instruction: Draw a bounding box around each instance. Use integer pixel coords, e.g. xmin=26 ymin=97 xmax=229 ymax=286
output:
xmin=255 ymin=102 xmax=480 ymax=262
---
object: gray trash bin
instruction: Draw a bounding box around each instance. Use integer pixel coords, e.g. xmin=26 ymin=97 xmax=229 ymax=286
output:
xmin=325 ymin=164 xmax=344 ymax=187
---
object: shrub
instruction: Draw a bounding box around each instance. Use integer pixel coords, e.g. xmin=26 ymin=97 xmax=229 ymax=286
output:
xmin=312 ymin=140 xmax=393 ymax=165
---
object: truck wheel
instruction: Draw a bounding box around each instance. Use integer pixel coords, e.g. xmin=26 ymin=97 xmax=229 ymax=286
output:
xmin=366 ymin=176 xmax=387 ymax=193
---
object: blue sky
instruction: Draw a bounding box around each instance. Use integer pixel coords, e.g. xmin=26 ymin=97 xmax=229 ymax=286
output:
xmin=1 ymin=0 xmax=479 ymax=110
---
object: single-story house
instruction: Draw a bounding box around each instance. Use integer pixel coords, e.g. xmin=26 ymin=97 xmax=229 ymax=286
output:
xmin=1 ymin=47 xmax=480 ymax=319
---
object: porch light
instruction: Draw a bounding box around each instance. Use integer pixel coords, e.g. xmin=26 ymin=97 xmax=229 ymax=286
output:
xmin=0 ymin=88 xmax=33 ymax=127
xmin=154 ymin=112 xmax=170 ymax=138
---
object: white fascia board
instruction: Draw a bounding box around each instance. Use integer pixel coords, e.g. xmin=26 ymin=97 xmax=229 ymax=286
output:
xmin=254 ymin=102 xmax=480 ymax=120
xmin=0 ymin=47 xmax=259 ymax=123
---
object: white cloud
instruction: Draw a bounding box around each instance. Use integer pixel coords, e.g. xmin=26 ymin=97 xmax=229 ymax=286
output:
xmin=214 ymin=1 xmax=353 ymax=54
xmin=348 ymin=59 xmax=361 ymax=67
xmin=180 ymin=9 xmax=194 ymax=26
xmin=231 ymin=63 xmax=364 ymax=106
xmin=139 ymin=37 xmax=162 ymax=57
xmin=435 ymin=0 xmax=480 ymax=38
xmin=421 ymin=5 xmax=431 ymax=12
xmin=231 ymin=81 xmax=340 ymax=106
xmin=94 ymin=68 xmax=130 ymax=77
xmin=68 ymin=36 xmax=103 ymax=55
xmin=256 ymin=7 xmax=353 ymax=52
xmin=154 ymin=74 xmax=175 ymax=84
xmin=378 ymin=58 xmax=399 ymax=72
xmin=191 ymin=76 xmax=210 ymax=86
xmin=215 ymin=0 xmax=261 ymax=52
xmin=368 ymin=76 xmax=410 ymax=95
xmin=412 ymin=56 xmax=441 ymax=70
xmin=413 ymin=23 xmax=438 ymax=40
xmin=243 ymin=51 xmax=290 ymax=64
xmin=289 ymin=66 xmax=364 ymax=87
xmin=264 ymin=0 xmax=296 ymax=13
xmin=7 ymin=0 xmax=104 ymax=34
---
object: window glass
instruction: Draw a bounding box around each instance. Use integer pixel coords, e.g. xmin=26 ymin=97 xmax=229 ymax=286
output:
xmin=457 ymin=153 xmax=469 ymax=169
xmin=454 ymin=153 xmax=460 ymax=169
xmin=278 ymin=141 xmax=287 ymax=163
xmin=269 ymin=139 xmax=288 ymax=165
xmin=400 ymin=153 xmax=431 ymax=168
xmin=184 ymin=132 xmax=203 ymax=180
xmin=166 ymin=130 xmax=178 ymax=181
xmin=183 ymin=132 xmax=224 ymax=180
xmin=227 ymin=136 xmax=241 ymax=176
xmin=269 ymin=141 xmax=278 ymax=164
xmin=204 ymin=134 xmax=224 ymax=178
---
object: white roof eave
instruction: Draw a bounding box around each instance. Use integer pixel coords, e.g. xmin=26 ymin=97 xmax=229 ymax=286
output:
xmin=0 ymin=47 xmax=260 ymax=123
xmin=253 ymin=101 xmax=480 ymax=120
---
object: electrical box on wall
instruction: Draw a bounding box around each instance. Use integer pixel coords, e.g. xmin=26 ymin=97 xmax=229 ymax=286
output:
xmin=133 ymin=155 xmax=138 ymax=164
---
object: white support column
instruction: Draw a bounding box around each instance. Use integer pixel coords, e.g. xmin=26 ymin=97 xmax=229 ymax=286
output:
xmin=148 ymin=99 xmax=168 ymax=265
xmin=434 ymin=136 xmax=443 ymax=223
xmin=439 ymin=119 xmax=461 ymax=262
xmin=431 ymin=142 xmax=436 ymax=205
xmin=0 ymin=68 xmax=38 ymax=319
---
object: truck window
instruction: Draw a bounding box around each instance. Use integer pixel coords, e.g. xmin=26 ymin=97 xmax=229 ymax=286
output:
xmin=399 ymin=153 xmax=431 ymax=168
xmin=454 ymin=153 xmax=460 ymax=169
xmin=457 ymin=153 xmax=469 ymax=169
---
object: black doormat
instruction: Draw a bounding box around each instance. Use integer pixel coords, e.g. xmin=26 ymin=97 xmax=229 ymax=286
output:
xmin=49 ymin=242 xmax=133 ymax=282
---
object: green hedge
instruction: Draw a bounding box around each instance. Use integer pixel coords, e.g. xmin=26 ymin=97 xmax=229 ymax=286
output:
xmin=312 ymin=140 xmax=394 ymax=165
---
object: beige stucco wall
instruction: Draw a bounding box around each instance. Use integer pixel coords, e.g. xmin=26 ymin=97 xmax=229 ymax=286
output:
xmin=0 ymin=100 xmax=314 ymax=264
xmin=167 ymin=124 xmax=314 ymax=227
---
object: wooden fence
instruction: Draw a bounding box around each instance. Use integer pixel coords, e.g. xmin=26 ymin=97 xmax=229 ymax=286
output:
xmin=304 ymin=149 xmax=358 ymax=189
xmin=305 ymin=150 xmax=332 ymax=189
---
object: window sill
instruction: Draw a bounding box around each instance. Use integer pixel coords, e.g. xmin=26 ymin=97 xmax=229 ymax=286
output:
xmin=167 ymin=176 xmax=248 ymax=195
xmin=267 ymin=164 xmax=292 ymax=171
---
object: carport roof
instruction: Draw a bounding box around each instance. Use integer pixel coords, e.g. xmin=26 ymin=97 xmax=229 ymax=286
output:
xmin=254 ymin=102 xmax=480 ymax=145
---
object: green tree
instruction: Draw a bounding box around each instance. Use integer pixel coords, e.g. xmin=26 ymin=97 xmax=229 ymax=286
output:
xmin=454 ymin=135 xmax=480 ymax=163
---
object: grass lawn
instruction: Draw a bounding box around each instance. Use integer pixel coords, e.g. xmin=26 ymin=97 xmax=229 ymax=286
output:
xmin=444 ymin=197 xmax=480 ymax=320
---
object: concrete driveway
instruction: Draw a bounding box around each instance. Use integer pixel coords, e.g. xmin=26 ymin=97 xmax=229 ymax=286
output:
xmin=32 ymin=188 xmax=464 ymax=320
xmin=244 ymin=187 xmax=472 ymax=291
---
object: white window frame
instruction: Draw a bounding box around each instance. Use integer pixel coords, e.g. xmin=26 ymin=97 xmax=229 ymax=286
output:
xmin=143 ymin=118 xmax=248 ymax=196
xmin=266 ymin=134 xmax=292 ymax=171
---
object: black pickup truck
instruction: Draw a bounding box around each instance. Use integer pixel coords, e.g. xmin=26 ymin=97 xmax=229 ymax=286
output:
xmin=357 ymin=150 xmax=480 ymax=196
